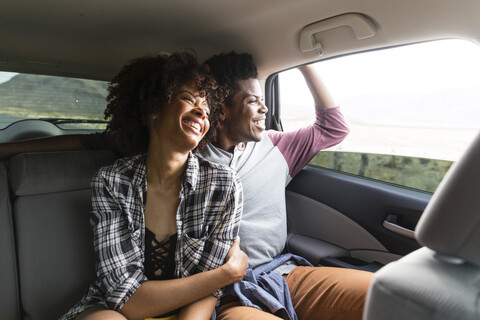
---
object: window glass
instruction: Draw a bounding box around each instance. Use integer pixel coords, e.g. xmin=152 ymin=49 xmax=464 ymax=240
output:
xmin=279 ymin=39 xmax=480 ymax=192
xmin=0 ymin=72 xmax=108 ymax=130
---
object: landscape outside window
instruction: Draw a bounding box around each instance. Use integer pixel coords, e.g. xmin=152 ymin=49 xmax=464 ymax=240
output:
xmin=0 ymin=72 xmax=108 ymax=130
xmin=279 ymin=40 xmax=480 ymax=192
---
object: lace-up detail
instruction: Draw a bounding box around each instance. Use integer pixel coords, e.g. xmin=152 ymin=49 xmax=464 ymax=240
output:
xmin=144 ymin=228 xmax=177 ymax=280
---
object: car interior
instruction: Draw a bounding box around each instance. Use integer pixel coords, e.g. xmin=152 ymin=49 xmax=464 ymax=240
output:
xmin=1 ymin=0 xmax=479 ymax=319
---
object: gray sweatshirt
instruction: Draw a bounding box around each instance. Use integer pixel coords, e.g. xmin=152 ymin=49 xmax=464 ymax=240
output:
xmin=197 ymin=106 xmax=349 ymax=269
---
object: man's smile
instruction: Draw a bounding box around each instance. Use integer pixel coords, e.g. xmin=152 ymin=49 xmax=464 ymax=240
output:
xmin=253 ymin=119 xmax=265 ymax=129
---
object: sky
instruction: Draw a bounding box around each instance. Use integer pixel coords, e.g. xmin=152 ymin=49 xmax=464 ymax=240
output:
xmin=280 ymin=39 xmax=480 ymax=128
xmin=281 ymin=39 xmax=480 ymax=100
xmin=278 ymin=39 xmax=480 ymax=160
xmin=0 ymin=72 xmax=17 ymax=84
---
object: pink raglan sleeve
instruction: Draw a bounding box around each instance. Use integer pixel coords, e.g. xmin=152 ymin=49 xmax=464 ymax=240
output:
xmin=268 ymin=106 xmax=349 ymax=178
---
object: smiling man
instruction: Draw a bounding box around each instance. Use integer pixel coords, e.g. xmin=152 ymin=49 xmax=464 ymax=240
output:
xmin=212 ymin=78 xmax=268 ymax=150
xmin=200 ymin=52 xmax=373 ymax=320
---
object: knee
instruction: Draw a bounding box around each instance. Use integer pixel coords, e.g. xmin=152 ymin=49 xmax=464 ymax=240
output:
xmin=76 ymin=306 xmax=127 ymax=320
xmin=287 ymin=266 xmax=373 ymax=303
xmin=287 ymin=267 xmax=373 ymax=320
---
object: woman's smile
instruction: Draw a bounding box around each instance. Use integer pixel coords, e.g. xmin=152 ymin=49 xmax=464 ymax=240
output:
xmin=182 ymin=118 xmax=203 ymax=135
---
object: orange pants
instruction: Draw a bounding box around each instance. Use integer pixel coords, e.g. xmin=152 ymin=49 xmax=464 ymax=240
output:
xmin=217 ymin=266 xmax=373 ymax=320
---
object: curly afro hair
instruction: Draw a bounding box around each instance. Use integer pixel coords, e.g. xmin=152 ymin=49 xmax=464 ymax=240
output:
xmin=104 ymin=51 xmax=225 ymax=153
xmin=204 ymin=51 xmax=258 ymax=104
xmin=201 ymin=51 xmax=258 ymax=145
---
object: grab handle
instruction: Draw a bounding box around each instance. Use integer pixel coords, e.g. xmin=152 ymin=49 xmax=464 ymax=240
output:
xmin=299 ymin=13 xmax=377 ymax=53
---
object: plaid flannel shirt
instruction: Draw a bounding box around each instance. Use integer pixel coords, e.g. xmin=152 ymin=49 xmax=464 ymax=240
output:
xmin=61 ymin=152 xmax=243 ymax=319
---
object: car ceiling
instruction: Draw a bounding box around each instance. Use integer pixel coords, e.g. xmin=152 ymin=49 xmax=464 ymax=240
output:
xmin=1 ymin=0 xmax=479 ymax=81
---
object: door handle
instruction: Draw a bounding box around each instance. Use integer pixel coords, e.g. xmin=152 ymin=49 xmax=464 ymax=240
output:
xmin=383 ymin=215 xmax=416 ymax=239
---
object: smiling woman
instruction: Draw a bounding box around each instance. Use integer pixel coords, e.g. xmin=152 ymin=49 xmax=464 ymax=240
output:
xmin=149 ymin=86 xmax=211 ymax=152
xmin=60 ymin=52 xmax=248 ymax=320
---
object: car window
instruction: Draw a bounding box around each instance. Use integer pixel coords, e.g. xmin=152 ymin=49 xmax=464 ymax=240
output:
xmin=278 ymin=39 xmax=480 ymax=192
xmin=0 ymin=72 xmax=108 ymax=130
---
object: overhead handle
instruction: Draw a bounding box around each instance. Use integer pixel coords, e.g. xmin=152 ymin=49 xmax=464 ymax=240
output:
xmin=299 ymin=13 xmax=377 ymax=53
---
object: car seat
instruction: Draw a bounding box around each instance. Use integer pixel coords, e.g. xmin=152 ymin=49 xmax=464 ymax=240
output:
xmin=363 ymin=131 xmax=480 ymax=320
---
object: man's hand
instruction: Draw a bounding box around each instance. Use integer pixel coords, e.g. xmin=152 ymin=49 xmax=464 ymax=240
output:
xmin=223 ymin=237 xmax=248 ymax=283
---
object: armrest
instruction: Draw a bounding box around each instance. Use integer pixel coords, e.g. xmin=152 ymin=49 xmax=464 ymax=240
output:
xmin=320 ymin=256 xmax=383 ymax=272
xmin=286 ymin=233 xmax=348 ymax=265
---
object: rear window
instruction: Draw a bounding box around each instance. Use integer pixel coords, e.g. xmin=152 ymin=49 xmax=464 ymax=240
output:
xmin=0 ymin=72 xmax=108 ymax=130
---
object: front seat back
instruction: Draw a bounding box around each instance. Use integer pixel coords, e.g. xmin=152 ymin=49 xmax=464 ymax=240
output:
xmin=363 ymin=131 xmax=480 ymax=320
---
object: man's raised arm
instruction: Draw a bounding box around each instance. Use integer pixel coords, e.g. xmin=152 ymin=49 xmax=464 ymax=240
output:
xmin=267 ymin=64 xmax=349 ymax=178
xmin=298 ymin=64 xmax=337 ymax=110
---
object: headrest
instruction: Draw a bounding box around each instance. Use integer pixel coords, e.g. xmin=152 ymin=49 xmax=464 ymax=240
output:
xmin=415 ymin=131 xmax=480 ymax=267
xmin=9 ymin=150 xmax=117 ymax=196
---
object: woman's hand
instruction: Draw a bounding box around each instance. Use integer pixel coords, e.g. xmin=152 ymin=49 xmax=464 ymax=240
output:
xmin=223 ymin=237 xmax=248 ymax=283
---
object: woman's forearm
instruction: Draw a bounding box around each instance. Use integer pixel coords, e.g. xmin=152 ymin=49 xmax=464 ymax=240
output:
xmin=119 ymin=264 xmax=233 ymax=320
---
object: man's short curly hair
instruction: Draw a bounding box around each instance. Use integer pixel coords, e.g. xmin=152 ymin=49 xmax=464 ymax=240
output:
xmin=204 ymin=51 xmax=258 ymax=104
xmin=104 ymin=51 xmax=225 ymax=152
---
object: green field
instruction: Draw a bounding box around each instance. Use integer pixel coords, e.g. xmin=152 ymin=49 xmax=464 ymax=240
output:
xmin=0 ymin=73 xmax=108 ymax=129
xmin=310 ymin=151 xmax=453 ymax=193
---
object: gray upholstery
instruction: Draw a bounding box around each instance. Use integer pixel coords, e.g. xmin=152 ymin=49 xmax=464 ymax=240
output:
xmin=365 ymin=247 xmax=480 ymax=319
xmin=9 ymin=150 xmax=117 ymax=319
xmin=0 ymin=162 xmax=20 ymax=320
xmin=364 ymin=132 xmax=480 ymax=320
xmin=9 ymin=150 xmax=117 ymax=196
xmin=415 ymin=131 xmax=480 ymax=266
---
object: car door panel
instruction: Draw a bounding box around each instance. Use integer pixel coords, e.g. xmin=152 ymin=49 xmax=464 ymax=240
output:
xmin=285 ymin=165 xmax=431 ymax=268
